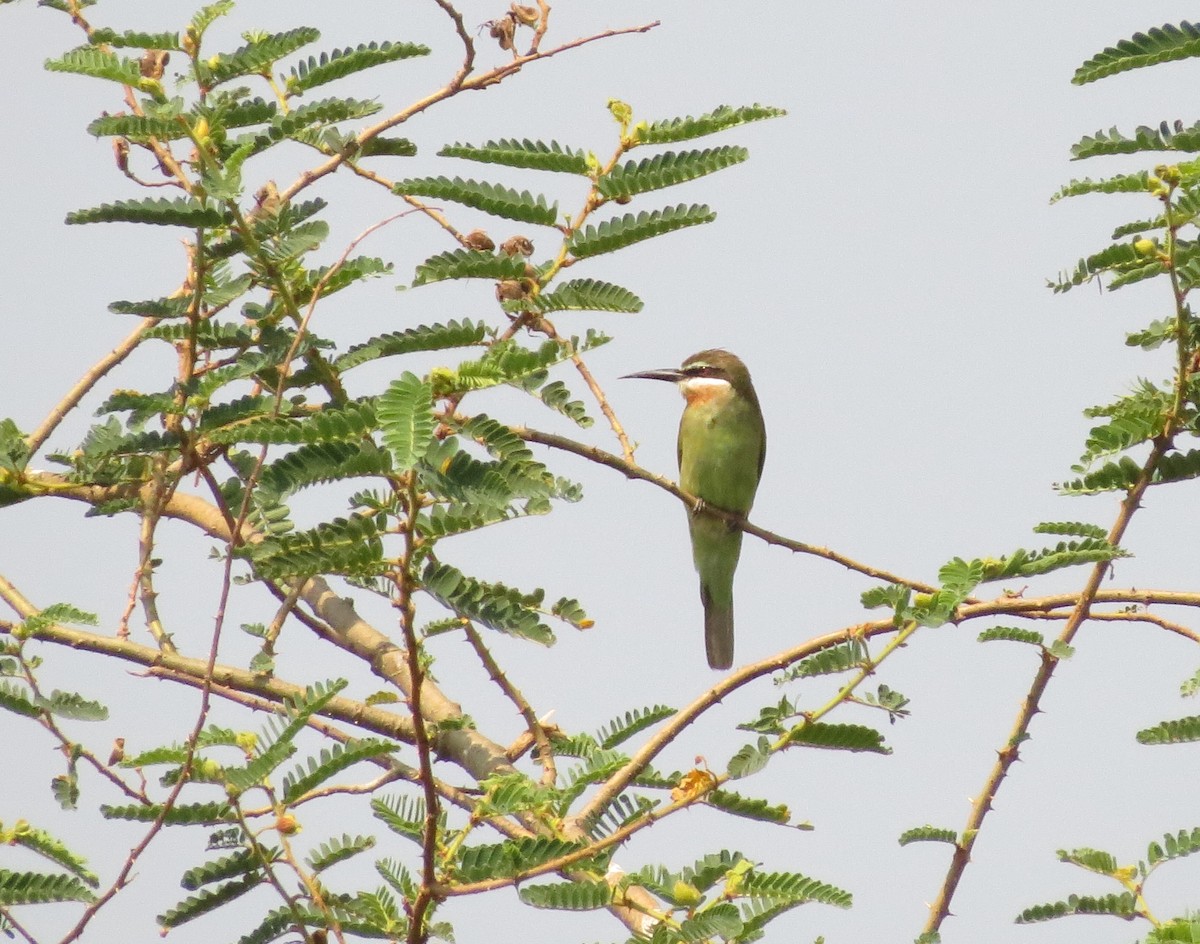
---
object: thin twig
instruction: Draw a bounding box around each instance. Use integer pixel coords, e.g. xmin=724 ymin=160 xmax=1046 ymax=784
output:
xmin=512 ymin=424 xmax=941 ymax=592
xmin=25 ymin=318 xmax=156 ymax=455
xmin=463 ymin=622 xmax=557 ymax=786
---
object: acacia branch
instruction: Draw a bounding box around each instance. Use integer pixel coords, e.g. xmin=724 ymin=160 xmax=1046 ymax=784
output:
xmin=921 ymin=440 xmax=1170 ymax=936
xmin=512 ymin=424 xmax=941 ymax=592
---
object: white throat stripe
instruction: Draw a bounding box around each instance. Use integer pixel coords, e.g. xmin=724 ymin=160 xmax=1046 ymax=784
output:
xmin=680 ymin=376 xmax=731 ymax=391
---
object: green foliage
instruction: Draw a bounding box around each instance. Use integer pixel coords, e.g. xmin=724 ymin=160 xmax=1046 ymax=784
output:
xmin=158 ymin=876 xmax=262 ymax=930
xmin=1073 ymin=21 xmax=1200 ymax=84
xmin=413 ymin=247 xmax=527 ymax=285
xmin=1147 ymin=827 xmax=1200 ymax=866
xmin=706 ymin=790 xmax=793 ymax=825
xmin=286 ymin=40 xmax=430 ymax=93
xmin=0 ymin=869 xmax=97 ymax=906
xmin=4 ymin=824 xmax=99 ymax=887
xmin=513 ymin=278 xmax=644 ymax=314
xmin=378 ymin=372 xmax=435 ymax=471
xmin=38 ymin=689 xmax=107 ymax=721
xmin=44 ymin=47 xmax=141 ymax=86
xmin=786 ymin=721 xmax=890 ymax=754
xmin=898 ymin=826 xmax=958 ymax=847
xmin=439 ymin=138 xmax=590 ymax=174
xmin=1015 ymin=892 xmax=1138 ymax=923
xmin=596 ymin=704 xmax=675 ymax=748
xmin=727 ymin=736 xmax=772 ymax=779
xmin=518 ymin=879 xmax=612 ymax=910
xmin=1071 ymin=122 xmax=1200 ymax=159
xmin=334 ymin=319 xmax=489 ymax=372
xmin=244 ymin=515 xmax=385 ymax=579
xmin=568 ymin=203 xmax=716 ymax=258
xmin=1137 ymin=714 xmax=1200 ymax=744
xmin=421 ymin=562 xmax=556 ymax=643
xmin=307 ymin=833 xmax=376 ymax=872
xmin=636 ymin=103 xmax=786 ymax=145
xmin=599 ymin=146 xmax=748 ymax=199
xmin=65 ymin=197 xmax=229 ymax=227
xmin=454 ymin=837 xmax=587 ymax=883
xmin=203 ymin=26 xmax=320 ymax=85
xmin=393 ymin=176 xmax=559 ymax=226
xmin=977 ymin=626 xmax=1046 ymax=646
xmin=780 ymin=640 xmax=866 ymax=680
xmin=281 ymin=738 xmax=397 ymax=803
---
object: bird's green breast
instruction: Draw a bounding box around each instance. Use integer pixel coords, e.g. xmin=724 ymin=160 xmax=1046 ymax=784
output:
xmin=677 ymin=390 xmax=765 ymax=514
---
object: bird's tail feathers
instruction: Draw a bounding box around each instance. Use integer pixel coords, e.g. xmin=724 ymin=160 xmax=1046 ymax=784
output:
xmin=700 ymin=584 xmax=734 ymax=670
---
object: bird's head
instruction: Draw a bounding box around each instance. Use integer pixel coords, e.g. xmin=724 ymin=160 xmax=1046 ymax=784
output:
xmin=622 ymin=349 xmax=758 ymax=406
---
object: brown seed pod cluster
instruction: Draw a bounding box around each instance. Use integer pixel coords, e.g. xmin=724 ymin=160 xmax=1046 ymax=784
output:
xmin=484 ymin=3 xmax=542 ymax=52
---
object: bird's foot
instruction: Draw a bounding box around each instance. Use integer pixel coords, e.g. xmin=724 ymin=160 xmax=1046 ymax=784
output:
xmin=690 ymin=496 xmax=707 ymax=516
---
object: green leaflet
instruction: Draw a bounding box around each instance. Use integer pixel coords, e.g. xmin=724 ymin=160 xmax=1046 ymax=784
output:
xmin=509 ymin=278 xmax=643 ymax=314
xmin=0 ymin=870 xmax=97 ymax=906
xmin=705 ymin=789 xmax=793 ymax=825
xmin=1015 ymin=892 xmax=1137 ymax=923
xmin=786 ymin=721 xmax=890 ymax=754
xmin=568 ymin=203 xmax=716 ymax=258
xmin=88 ymin=28 xmax=184 ymax=49
xmin=45 ymin=47 xmax=141 ymax=86
xmin=66 ymin=197 xmax=229 ymax=227
xmin=636 ymin=103 xmax=786 ymax=145
xmin=279 ymin=738 xmax=393 ymax=806
xmin=977 ymin=626 xmax=1046 ymax=646
xmin=421 ymin=562 xmax=556 ymax=644
xmin=439 ymin=138 xmax=590 ymax=174
xmin=596 ymin=704 xmax=675 ymax=748
xmin=378 ymin=373 xmax=435 ymax=471
xmin=898 ymin=826 xmax=958 ymax=846
xmin=1074 ymin=21 xmax=1200 ymax=85
xmin=202 ymin=26 xmax=321 ymax=85
xmin=599 ymin=146 xmax=748 ymax=199
xmin=181 ymin=850 xmax=270 ymax=891
xmin=334 ymin=320 xmax=488 ymax=373
xmin=518 ymin=880 xmax=612 ymax=911
xmin=286 ymin=41 xmax=431 ymax=94
xmin=454 ymin=837 xmax=586 ymax=882
xmin=257 ymin=441 xmax=391 ymax=501
xmin=1051 ymin=171 xmax=1152 ymax=202
xmin=306 ymin=834 xmax=376 ymax=872
xmin=358 ymin=136 xmax=418 ymax=157
xmin=1137 ymin=714 xmax=1200 ymax=744
xmin=1147 ymin=827 xmax=1200 ymax=865
xmin=158 ymin=876 xmax=262 ymax=929
xmin=1049 ymin=240 xmax=1144 ymax=293
xmin=246 ymin=516 xmax=385 ymax=579
xmin=392 ymin=176 xmax=558 ymax=226
xmin=413 ymin=248 xmax=527 ymax=285
xmin=37 ymin=690 xmax=107 ymax=721
xmin=1072 ymin=121 xmax=1200 ymax=159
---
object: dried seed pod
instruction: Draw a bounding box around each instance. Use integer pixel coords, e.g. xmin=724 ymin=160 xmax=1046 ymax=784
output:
xmin=510 ymin=3 xmax=539 ymax=26
xmin=488 ymin=14 xmax=516 ymax=51
xmin=139 ymin=49 xmax=170 ymax=79
xmin=463 ymin=229 xmax=496 ymax=251
xmin=112 ymin=137 xmax=130 ymax=174
xmin=500 ymin=235 xmax=534 ymax=257
xmin=251 ymin=180 xmax=283 ymax=218
xmin=495 ymin=279 xmax=529 ymax=300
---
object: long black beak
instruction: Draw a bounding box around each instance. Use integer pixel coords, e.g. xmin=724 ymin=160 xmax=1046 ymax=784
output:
xmin=620 ymin=368 xmax=684 ymax=383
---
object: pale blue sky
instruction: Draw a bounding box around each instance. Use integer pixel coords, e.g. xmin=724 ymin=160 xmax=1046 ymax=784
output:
xmin=2 ymin=3 xmax=1199 ymax=942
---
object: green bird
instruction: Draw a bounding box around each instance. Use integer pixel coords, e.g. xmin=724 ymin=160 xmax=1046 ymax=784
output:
xmin=623 ymin=349 xmax=766 ymax=669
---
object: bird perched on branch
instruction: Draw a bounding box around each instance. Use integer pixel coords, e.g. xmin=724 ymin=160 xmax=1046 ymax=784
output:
xmin=623 ymin=349 xmax=766 ymax=669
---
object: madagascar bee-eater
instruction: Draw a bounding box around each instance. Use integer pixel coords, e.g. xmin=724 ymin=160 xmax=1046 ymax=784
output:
xmin=623 ymin=349 xmax=766 ymax=669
